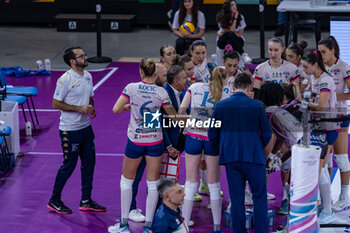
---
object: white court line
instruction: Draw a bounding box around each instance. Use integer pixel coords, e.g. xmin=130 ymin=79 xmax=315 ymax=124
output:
xmin=93 ymin=67 xmax=118 ymax=91
xmin=23 ymin=109 xmax=59 ymax=112
xmin=48 ymin=67 xmax=116 ymax=72
xmin=26 ymin=152 xmax=124 ymax=157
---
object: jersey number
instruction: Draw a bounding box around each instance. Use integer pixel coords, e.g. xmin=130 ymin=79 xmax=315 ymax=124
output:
xmin=201 ymin=91 xmax=214 ymax=107
xmin=140 ymin=101 xmax=152 ymax=116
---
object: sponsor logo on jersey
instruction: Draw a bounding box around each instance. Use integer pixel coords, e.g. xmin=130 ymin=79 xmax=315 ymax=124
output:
xmin=320 ymin=83 xmax=328 ymax=89
xmin=283 ymin=72 xmax=290 ymax=78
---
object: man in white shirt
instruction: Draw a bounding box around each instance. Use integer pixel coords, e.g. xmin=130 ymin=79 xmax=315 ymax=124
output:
xmin=47 ymin=46 xmax=105 ymax=214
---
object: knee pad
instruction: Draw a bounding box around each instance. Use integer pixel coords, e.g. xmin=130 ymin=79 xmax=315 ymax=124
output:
xmin=327 ymin=153 xmax=333 ymax=168
xmin=208 ymin=182 xmax=221 ymax=200
xmin=184 ymin=181 xmax=198 ymax=201
xmin=281 ymin=158 xmax=291 ymax=172
xmin=334 ymin=154 xmax=350 ymax=172
xmin=120 ymin=175 xmax=134 ymax=191
xmin=147 ymin=179 xmax=160 ymax=192
xmin=319 ymin=167 xmax=330 ymax=186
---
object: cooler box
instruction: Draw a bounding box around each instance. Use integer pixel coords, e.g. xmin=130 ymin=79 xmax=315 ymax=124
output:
xmin=0 ymin=101 xmax=20 ymax=158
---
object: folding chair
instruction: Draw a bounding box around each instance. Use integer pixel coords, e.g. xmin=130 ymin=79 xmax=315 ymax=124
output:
xmin=0 ymin=125 xmax=13 ymax=173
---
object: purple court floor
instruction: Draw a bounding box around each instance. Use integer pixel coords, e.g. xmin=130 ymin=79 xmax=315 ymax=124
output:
xmin=0 ymin=62 xmax=345 ymax=233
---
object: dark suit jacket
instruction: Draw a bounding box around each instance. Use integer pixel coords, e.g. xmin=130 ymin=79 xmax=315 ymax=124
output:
xmin=208 ymin=92 xmax=272 ymax=165
xmin=162 ymin=83 xmax=185 ymax=152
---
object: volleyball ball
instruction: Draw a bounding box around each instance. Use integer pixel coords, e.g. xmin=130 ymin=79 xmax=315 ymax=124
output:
xmin=179 ymin=22 xmax=195 ymax=34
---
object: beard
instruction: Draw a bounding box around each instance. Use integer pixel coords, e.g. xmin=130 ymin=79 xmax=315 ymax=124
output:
xmin=76 ymin=60 xmax=88 ymax=68
xmin=155 ymin=77 xmax=164 ymax=87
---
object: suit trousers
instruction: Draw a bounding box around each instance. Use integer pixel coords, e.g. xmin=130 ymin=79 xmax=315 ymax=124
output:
xmin=225 ymin=162 xmax=268 ymax=233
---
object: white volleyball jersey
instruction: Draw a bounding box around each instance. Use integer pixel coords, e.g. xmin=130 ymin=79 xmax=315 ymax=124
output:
xmin=223 ymin=68 xmax=242 ymax=97
xmin=254 ymin=60 xmax=300 ymax=84
xmin=186 ymin=82 xmax=227 ymax=139
xmin=194 ymin=58 xmax=210 ymax=83
xmin=121 ymin=81 xmax=171 ymax=145
xmin=311 ymin=72 xmax=339 ymax=131
xmin=325 ymin=58 xmax=350 ymax=113
xmin=53 ymin=69 xmax=94 ymax=131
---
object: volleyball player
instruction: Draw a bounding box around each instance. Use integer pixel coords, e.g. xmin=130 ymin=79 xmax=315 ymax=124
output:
xmin=253 ymin=37 xmax=300 ymax=99
xmin=178 ymin=67 xmax=228 ymax=233
xmin=286 ymin=41 xmax=311 ymax=91
xmin=160 ymin=44 xmax=177 ymax=70
xmin=301 ymin=50 xmax=340 ymax=224
xmin=318 ymin=36 xmax=350 ymax=212
xmin=222 ymin=50 xmax=242 ymax=96
xmin=108 ymin=58 xmax=180 ymax=233
xmin=190 ymin=40 xmax=211 ymax=83
xmin=188 ymin=40 xmax=212 ymax=196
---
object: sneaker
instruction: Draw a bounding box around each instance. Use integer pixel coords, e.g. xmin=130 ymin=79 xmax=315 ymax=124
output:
xmin=245 ymin=191 xmax=253 ymax=205
xmin=194 ymin=193 xmax=203 ymax=202
xmin=108 ymin=223 xmax=130 ymax=233
xmin=198 ymin=179 xmax=209 ymax=195
xmin=274 ymin=24 xmax=285 ymax=37
xmin=47 ymin=199 xmax=72 ymax=214
xmin=143 ymin=226 xmax=152 ymax=233
xmin=167 ymin=9 xmax=172 ymax=19
xmin=242 ymin=53 xmax=252 ymax=64
xmin=318 ymin=210 xmax=336 ymax=225
xmin=79 ymin=199 xmax=106 ymax=212
xmin=273 ymin=226 xmax=288 ymax=233
xmin=226 ymin=200 xmax=231 ymax=213
xmin=332 ymin=196 xmax=350 ymax=212
xmin=267 ymin=192 xmax=276 ymax=200
xmin=128 ymin=208 xmax=145 ymax=222
xmin=189 ymin=220 xmax=195 ymax=227
xmin=278 ymin=199 xmax=289 ymax=215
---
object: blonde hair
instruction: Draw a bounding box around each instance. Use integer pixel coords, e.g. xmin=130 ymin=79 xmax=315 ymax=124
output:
xmin=209 ymin=67 xmax=227 ymax=103
xmin=140 ymin=58 xmax=156 ymax=78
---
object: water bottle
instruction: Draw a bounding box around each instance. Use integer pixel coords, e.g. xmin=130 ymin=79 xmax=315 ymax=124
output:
xmin=25 ymin=121 xmax=32 ymax=136
xmin=36 ymin=60 xmax=43 ymax=70
xmin=44 ymin=58 xmax=51 ymax=71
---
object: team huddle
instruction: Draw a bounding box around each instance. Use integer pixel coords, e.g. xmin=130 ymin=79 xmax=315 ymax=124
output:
xmin=106 ymin=34 xmax=350 ymax=233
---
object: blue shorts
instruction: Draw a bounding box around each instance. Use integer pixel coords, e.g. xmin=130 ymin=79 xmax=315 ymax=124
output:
xmin=310 ymin=132 xmax=328 ymax=159
xmin=184 ymin=135 xmax=218 ymax=156
xmin=340 ymin=115 xmax=350 ymax=128
xmin=124 ymin=138 xmax=164 ymax=159
xmin=325 ymin=130 xmax=338 ymax=146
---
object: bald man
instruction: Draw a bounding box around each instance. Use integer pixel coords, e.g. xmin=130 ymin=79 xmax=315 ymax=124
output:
xmin=155 ymin=63 xmax=167 ymax=87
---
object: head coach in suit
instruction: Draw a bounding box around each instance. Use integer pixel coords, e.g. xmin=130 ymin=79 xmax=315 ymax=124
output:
xmin=163 ymin=65 xmax=188 ymax=156
xmin=208 ymin=73 xmax=272 ymax=233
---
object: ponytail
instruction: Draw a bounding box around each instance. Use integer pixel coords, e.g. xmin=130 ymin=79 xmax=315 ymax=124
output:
xmin=209 ymin=67 xmax=227 ymax=103
xmin=140 ymin=58 xmax=156 ymax=78
xmin=302 ymin=49 xmax=328 ymax=74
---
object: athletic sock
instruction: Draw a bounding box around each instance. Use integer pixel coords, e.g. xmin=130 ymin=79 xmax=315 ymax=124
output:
xmin=208 ymin=182 xmax=222 ymax=226
xmin=340 ymin=185 xmax=349 ymax=200
xmin=145 ymin=179 xmax=160 ymax=223
xmin=283 ymin=183 xmax=290 ymax=201
xmin=319 ymin=168 xmax=332 ymax=213
xmin=183 ymin=181 xmax=197 ymax=225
